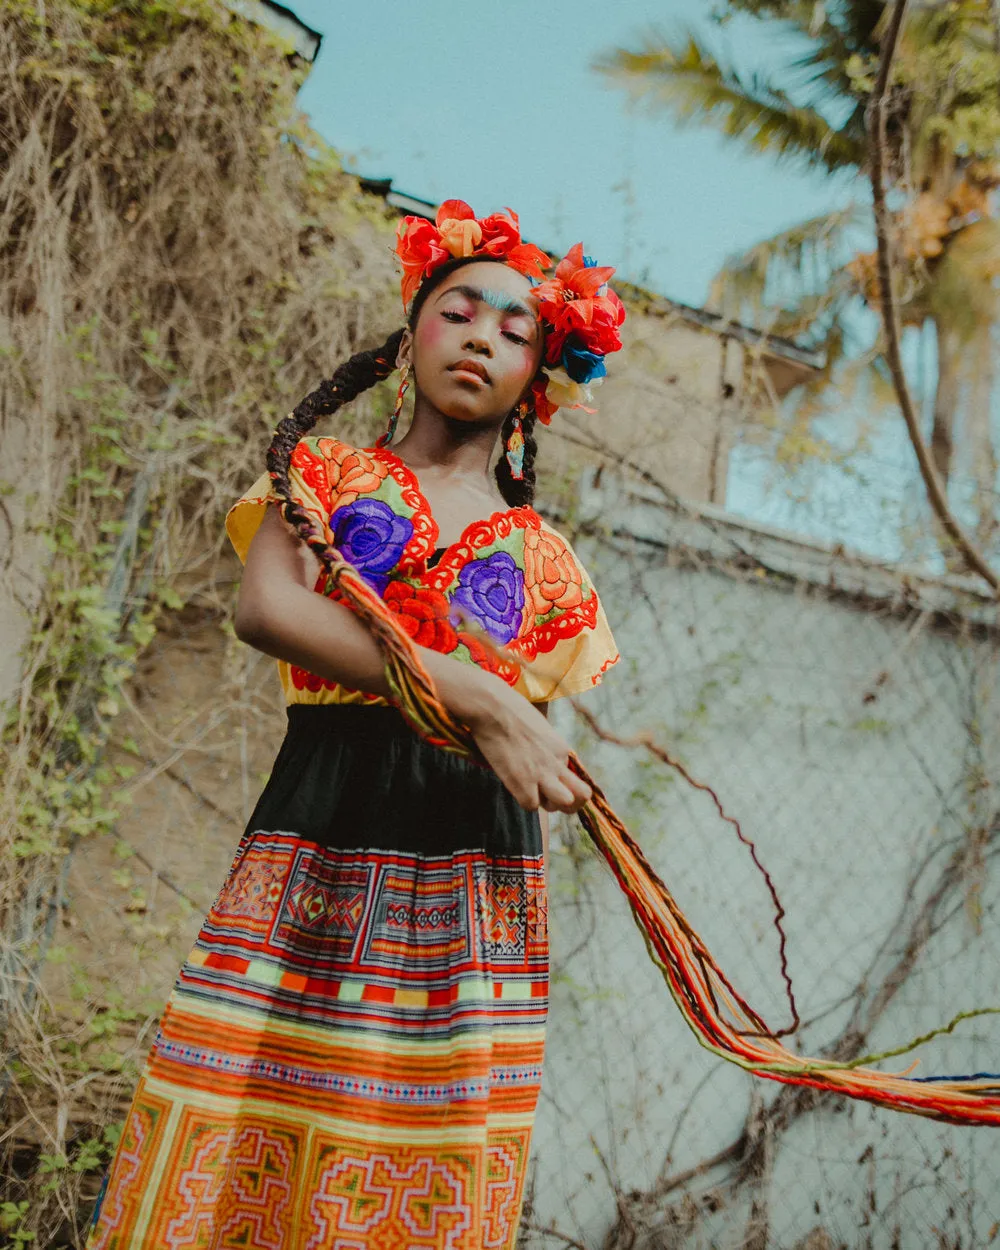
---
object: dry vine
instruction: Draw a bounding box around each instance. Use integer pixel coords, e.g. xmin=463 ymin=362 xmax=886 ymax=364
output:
xmin=0 ymin=2 xmax=400 ymax=1243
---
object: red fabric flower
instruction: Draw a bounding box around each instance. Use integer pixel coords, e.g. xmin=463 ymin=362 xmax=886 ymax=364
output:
xmin=480 ymin=208 xmax=550 ymax=278
xmin=530 ymin=376 xmax=558 ymax=426
xmin=436 ymin=198 xmax=476 ymax=227
xmin=505 ymin=242 xmax=552 ymax=281
xmin=396 ymin=218 xmax=451 ymax=309
xmin=384 ymin=580 xmax=459 ymax=653
xmin=479 ymin=209 xmax=521 ymax=256
xmin=395 ymin=201 xmax=550 ymax=308
xmin=534 ymin=242 xmax=624 ymax=363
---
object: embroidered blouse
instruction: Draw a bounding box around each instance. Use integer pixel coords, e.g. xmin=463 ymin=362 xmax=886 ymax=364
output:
xmin=225 ymin=436 xmax=620 ymax=705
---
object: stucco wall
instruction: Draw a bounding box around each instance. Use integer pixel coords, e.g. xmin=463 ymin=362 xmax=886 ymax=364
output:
xmin=544 ymin=308 xmax=752 ymax=510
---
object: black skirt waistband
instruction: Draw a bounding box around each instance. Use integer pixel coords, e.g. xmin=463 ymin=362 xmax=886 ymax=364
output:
xmin=285 ymin=701 xmax=413 ymax=739
xmin=243 ymin=699 xmax=540 ymax=857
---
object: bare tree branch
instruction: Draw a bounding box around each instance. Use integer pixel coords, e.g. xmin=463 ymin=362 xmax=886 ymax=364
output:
xmin=867 ymin=0 xmax=1000 ymax=595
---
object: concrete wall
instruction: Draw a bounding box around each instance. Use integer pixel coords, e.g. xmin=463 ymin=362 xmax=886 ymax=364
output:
xmin=544 ymin=310 xmax=749 ymax=508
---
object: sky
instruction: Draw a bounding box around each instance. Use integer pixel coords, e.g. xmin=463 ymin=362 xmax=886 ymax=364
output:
xmin=281 ymin=0 xmax=949 ymax=566
xmin=291 ymin=0 xmax=854 ymax=309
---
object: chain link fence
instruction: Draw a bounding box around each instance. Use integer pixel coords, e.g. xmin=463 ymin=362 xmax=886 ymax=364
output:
xmin=521 ymin=470 xmax=1000 ymax=1249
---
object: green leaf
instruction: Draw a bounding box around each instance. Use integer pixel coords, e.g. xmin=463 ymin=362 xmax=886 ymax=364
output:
xmin=593 ymin=32 xmax=865 ymax=174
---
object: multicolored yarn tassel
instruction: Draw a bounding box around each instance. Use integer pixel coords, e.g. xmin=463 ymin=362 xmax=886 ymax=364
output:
xmin=270 ymin=475 xmax=1000 ymax=1127
xmin=505 ymin=414 xmax=525 ymax=481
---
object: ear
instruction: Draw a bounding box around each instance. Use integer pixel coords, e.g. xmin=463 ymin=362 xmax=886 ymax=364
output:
xmin=396 ymin=328 xmax=413 ymax=372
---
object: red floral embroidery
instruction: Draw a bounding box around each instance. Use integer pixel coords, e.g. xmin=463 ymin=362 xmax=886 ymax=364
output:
xmin=523 ymin=526 xmax=584 ymax=618
xmin=592 ymin=653 xmax=620 ymax=684
xmin=269 ymin=443 xmax=612 ymax=698
xmin=290 ymin=665 xmax=337 ymax=693
xmin=458 ymin=632 xmax=521 ymax=687
xmin=512 ymin=590 xmax=601 ymax=659
xmin=384 ymin=580 xmax=459 ymax=653
xmin=369 ymin=445 xmax=438 ymax=568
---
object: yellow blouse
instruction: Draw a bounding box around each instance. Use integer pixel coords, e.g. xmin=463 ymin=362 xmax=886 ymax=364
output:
xmin=225 ymin=436 xmax=620 ymax=705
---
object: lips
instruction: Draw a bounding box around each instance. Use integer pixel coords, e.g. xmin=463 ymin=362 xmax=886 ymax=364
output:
xmin=448 ymin=358 xmax=491 ymax=384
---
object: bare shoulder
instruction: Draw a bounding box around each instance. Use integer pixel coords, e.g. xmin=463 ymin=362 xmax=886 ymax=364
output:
xmin=245 ymin=504 xmax=321 ymax=588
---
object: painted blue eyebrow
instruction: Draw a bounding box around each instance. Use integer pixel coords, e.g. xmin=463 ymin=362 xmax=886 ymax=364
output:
xmin=436 ymin=283 xmax=538 ymax=322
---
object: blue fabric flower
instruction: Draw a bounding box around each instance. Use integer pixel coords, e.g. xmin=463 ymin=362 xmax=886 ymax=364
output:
xmin=330 ymin=498 xmax=413 ymax=594
xmin=561 ymin=337 xmax=607 ymax=384
xmin=450 ymin=551 xmax=525 ymax=645
xmin=583 ymin=254 xmax=597 ymax=268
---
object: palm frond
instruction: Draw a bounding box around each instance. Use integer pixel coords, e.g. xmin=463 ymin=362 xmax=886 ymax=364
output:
xmin=835 ymin=0 xmax=887 ymax=58
xmin=594 ymin=33 xmax=866 ymax=174
xmin=707 ymin=203 xmax=867 ymax=327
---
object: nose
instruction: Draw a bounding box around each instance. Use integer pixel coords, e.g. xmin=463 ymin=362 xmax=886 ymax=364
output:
xmin=462 ymin=329 xmax=494 ymax=357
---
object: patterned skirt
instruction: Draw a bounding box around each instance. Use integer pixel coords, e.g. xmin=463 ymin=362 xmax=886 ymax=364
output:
xmin=88 ymin=703 xmax=548 ymax=1250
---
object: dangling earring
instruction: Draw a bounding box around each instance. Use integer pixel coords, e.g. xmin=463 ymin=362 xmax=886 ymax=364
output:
xmin=505 ymin=401 xmax=527 ymax=481
xmin=377 ymin=363 xmax=410 ymax=448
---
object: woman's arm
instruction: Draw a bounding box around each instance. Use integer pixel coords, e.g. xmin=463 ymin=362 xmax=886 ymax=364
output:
xmin=235 ymin=506 xmax=591 ymax=816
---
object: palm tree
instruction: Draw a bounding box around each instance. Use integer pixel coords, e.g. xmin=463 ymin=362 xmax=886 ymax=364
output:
xmin=596 ymin=0 xmax=1000 ymax=560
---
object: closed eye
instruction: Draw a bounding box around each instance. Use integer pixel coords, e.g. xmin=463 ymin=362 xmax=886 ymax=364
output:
xmin=442 ymin=308 xmax=531 ymax=345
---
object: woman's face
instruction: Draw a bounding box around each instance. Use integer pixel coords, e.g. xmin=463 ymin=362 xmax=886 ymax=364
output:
xmin=405 ymin=261 xmax=544 ymax=426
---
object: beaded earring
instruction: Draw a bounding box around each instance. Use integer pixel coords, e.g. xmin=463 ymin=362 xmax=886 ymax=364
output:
xmin=505 ymin=401 xmax=528 ymax=481
xmin=376 ymin=363 xmax=410 ymax=448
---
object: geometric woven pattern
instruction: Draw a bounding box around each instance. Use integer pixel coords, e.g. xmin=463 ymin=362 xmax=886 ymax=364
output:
xmin=88 ymin=834 xmax=548 ymax=1249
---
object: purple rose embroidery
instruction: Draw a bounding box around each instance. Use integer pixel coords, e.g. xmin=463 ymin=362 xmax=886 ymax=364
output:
xmin=450 ymin=550 xmax=525 ymax=645
xmin=330 ymin=498 xmax=413 ymax=594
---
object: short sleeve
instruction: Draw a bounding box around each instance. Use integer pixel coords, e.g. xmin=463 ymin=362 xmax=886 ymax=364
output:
xmin=513 ymin=523 xmax=620 ymax=703
xmin=224 ymin=436 xmax=342 ymax=565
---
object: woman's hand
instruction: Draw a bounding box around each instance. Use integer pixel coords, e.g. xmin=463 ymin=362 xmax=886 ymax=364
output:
xmin=425 ymin=654 xmax=590 ymax=814
xmin=473 ymin=685 xmax=591 ymax=814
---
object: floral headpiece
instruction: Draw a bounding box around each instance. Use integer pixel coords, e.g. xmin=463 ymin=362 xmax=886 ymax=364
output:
xmin=394 ymin=200 xmax=625 ymax=425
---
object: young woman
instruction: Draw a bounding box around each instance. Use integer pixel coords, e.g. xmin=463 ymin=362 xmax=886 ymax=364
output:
xmin=89 ymin=200 xmax=623 ymax=1249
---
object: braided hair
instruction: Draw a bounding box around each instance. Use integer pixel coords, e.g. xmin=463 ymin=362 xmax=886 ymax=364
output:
xmin=265 ymin=328 xmax=405 ymax=579
xmin=265 ymin=257 xmax=542 ymax=581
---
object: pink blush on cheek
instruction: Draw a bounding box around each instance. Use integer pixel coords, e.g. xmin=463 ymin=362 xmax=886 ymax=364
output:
xmin=416 ymin=317 xmax=446 ymax=352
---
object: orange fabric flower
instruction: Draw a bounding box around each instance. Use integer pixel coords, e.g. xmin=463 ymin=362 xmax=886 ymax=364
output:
xmin=315 ymin=438 xmax=387 ymax=507
xmin=437 ymin=199 xmax=484 ymax=257
xmin=523 ymin=527 xmax=584 ymax=617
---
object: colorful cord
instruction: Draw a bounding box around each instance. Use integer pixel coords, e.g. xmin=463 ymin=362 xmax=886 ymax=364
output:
xmin=273 ymin=486 xmax=1000 ymax=1127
